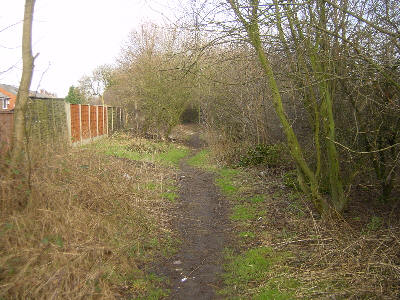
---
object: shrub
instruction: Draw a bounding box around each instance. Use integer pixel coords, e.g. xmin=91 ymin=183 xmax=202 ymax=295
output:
xmin=238 ymin=143 xmax=287 ymax=167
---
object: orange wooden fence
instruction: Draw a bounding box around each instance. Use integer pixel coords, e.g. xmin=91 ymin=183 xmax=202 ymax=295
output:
xmin=68 ymin=104 xmax=113 ymax=145
xmin=0 ymin=103 xmax=123 ymax=153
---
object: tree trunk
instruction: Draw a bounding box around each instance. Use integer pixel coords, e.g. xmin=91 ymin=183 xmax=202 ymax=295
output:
xmin=227 ymin=0 xmax=329 ymax=214
xmin=11 ymin=0 xmax=36 ymax=165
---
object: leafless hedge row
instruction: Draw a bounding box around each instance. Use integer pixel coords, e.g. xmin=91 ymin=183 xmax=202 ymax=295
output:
xmin=97 ymin=0 xmax=399 ymax=210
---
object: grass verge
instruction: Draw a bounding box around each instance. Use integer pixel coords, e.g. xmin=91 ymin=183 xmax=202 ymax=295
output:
xmin=219 ymin=247 xmax=297 ymax=299
xmin=90 ymin=132 xmax=189 ymax=167
xmin=200 ymin=144 xmax=400 ymax=299
xmin=0 ymin=134 xmax=183 ymax=299
xmin=187 ymin=149 xmax=215 ymax=171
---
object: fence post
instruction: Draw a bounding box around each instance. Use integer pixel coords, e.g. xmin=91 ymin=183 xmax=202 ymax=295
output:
xmin=79 ymin=104 xmax=82 ymax=145
xmin=105 ymin=106 xmax=107 ymax=136
xmin=96 ymin=106 xmax=99 ymax=138
xmin=102 ymin=106 xmax=104 ymax=136
xmin=111 ymin=107 xmax=114 ymax=133
xmin=88 ymin=105 xmax=91 ymax=140
xmin=105 ymin=106 xmax=107 ymax=135
xmin=64 ymin=103 xmax=72 ymax=145
xmin=119 ymin=108 xmax=122 ymax=128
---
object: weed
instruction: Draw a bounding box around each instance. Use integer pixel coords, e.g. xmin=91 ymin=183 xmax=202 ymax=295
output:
xmin=231 ymin=205 xmax=257 ymax=221
xmin=92 ymin=136 xmax=188 ymax=167
xmin=223 ymin=247 xmax=272 ymax=286
xmin=215 ymin=168 xmax=240 ymax=196
xmin=278 ymin=228 xmax=297 ymax=240
xmin=162 ymin=191 xmax=178 ymax=203
xmin=158 ymin=147 xmax=189 ymax=166
xmin=220 ymin=247 xmax=295 ymax=298
xmin=239 ymin=231 xmax=256 ymax=238
xmin=127 ymin=273 xmax=169 ymax=299
xmin=213 ymin=133 xmax=400 ymax=299
xmin=282 ymin=170 xmax=299 ymax=190
xmin=187 ymin=149 xmax=215 ymax=170
xmin=249 ymin=195 xmax=265 ymax=203
xmin=144 ymin=182 xmax=158 ymax=191
xmin=0 ymin=135 xmax=176 ymax=298
xmin=255 ymin=279 xmax=297 ymax=300
xmin=286 ymin=193 xmax=306 ymax=217
xmin=366 ymin=216 xmax=383 ymax=231
xmin=238 ymin=143 xmax=288 ymax=167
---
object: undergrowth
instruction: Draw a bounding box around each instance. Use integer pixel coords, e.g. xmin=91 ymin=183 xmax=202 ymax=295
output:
xmin=200 ymin=139 xmax=400 ymax=299
xmin=0 ymin=134 xmax=182 ymax=299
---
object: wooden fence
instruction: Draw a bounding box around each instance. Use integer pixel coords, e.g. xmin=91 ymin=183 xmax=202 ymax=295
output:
xmin=0 ymin=100 xmax=123 ymax=153
xmin=67 ymin=104 xmax=123 ymax=145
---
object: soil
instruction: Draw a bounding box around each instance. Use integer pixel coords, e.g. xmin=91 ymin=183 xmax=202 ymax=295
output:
xmin=156 ymin=132 xmax=229 ymax=299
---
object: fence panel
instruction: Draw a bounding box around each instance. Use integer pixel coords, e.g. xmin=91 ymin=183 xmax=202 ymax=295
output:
xmin=26 ymin=98 xmax=67 ymax=145
xmin=70 ymin=104 xmax=80 ymax=143
xmin=98 ymin=106 xmax=104 ymax=135
xmin=1 ymin=103 xmax=122 ymax=152
xmin=81 ymin=105 xmax=90 ymax=139
xmin=90 ymin=106 xmax=97 ymax=137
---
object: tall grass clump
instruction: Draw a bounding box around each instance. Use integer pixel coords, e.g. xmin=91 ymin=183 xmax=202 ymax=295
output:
xmin=0 ymin=137 xmax=177 ymax=299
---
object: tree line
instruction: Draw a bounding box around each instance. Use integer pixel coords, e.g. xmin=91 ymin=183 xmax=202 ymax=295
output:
xmin=12 ymin=0 xmax=400 ymax=215
xmin=91 ymin=0 xmax=397 ymax=215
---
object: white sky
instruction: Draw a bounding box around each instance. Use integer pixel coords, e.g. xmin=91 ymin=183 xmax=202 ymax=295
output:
xmin=0 ymin=0 xmax=182 ymax=97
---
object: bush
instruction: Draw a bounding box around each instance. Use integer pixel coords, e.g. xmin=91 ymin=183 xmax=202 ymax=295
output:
xmin=282 ymin=170 xmax=299 ymax=190
xmin=238 ymin=143 xmax=287 ymax=167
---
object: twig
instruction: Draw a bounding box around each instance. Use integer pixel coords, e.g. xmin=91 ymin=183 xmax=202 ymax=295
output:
xmin=187 ymin=257 xmax=207 ymax=277
xmin=272 ymin=237 xmax=334 ymax=247
xmin=326 ymin=137 xmax=400 ymax=154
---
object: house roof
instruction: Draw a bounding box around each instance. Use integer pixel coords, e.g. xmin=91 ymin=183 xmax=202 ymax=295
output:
xmin=0 ymin=84 xmax=19 ymax=95
xmin=0 ymin=91 xmax=9 ymax=98
xmin=0 ymin=83 xmax=56 ymax=99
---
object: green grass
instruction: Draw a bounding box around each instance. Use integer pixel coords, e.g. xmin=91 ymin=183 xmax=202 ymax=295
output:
xmin=161 ymin=191 xmax=178 ymax=203
xmin=231 ymin=205 xmax=257 ymax=221
xmin=214 ymin=163 xmax=301 ymax=299
xmin=144 ymin=182 xmax=158 ymax=191
xmin=215 ymin=168 xmax=240 ymax=196
xmin=220 ymin=247 xmax=297 ymax=299
xmin=158 ymin=147 xmax=189 ymax=166
xmin=255 ymin=283 xmax=297 ymax=300
xmin=117 ymin=272 xmax=169 ymax=300
xmin=91 ymin=137 xmax=188 ymax=167
xmin=223 ymin=248 xmax=272 ymax=286
xmin=366 ymin=216 xmax=383 ymax=231
xmin=249 ymin=195 xmax=265 ymax=203
xmin=239 ymin=231 xmax=256 ymax=239
xmin=187 ymin=149 xmax=216 ymax=171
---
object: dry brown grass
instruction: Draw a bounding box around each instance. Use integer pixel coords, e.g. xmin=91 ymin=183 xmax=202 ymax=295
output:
xmin=232 ymin=167 xmax=400 ymax=299
xmin=203 ymin=129 xmax=252 ymax=167
xmin=203 ymin=127 xmax=399 ymax=298
xmin=0 ymin=137 xmax=179 ymax=299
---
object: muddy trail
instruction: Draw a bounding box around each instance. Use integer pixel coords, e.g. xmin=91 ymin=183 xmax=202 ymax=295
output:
xmin=156 ymin=134 xmax=229 ymax=299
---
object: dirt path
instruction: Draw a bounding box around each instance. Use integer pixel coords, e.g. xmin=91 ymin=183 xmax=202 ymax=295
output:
xmin=157 ymin=134 xmax=229 ymax=299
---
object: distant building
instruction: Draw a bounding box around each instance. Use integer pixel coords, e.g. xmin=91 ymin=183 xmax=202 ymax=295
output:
xmin=0 ymin=84 xmax=18 ymax=111
xmin=0 ymin=83 xmax=58 ymax=111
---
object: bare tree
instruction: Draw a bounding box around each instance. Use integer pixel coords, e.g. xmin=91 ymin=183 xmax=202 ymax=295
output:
xmin=11 ymin=0 xmax=37 ymax=165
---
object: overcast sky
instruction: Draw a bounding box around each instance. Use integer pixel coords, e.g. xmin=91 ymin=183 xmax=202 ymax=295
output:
xmin=0 ymin=0 xmax=182 ymax=97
